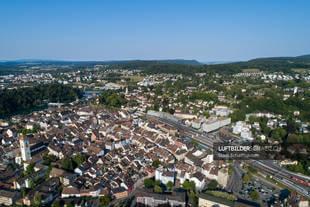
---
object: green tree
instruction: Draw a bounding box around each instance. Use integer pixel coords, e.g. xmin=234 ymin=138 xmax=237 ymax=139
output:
xmin=29 ymin=178 xmax=35 ymax=189
xmin=228 ymin=166 xmax=233 ymax=176
xmin=42 ymin=154 xmax=53 ymax=165
xmin=25 ymin=162 xmax=35 ymax=175
xmin=248 ymin=115 xmax=258 ymax=123
xmin=21 ymin=188 xmax=26 ymax=198
xmin=182 ymin=180 xmax=190 ymax=191
xmin=154 ymin=185 xmax=163 ymax=193
xmin=286 ymin=118 xmax=300 ymax=134
xmin=203 ymin=111 xmax=210 ymax=118
xmin=100 ymin=195 xmax=111 ymax=207
xmin=66 ymin=202 xmax=73 ymax=207
xmin=262 ymin=125 xmax=271 ymax=137
xmin=72 ymin=153 xmax=86 ymax=167
xmin=188 ymin=192 xmax=198 ymax=207
xmin=189 ymin=181 xmax=196 ymax=191
xmin=154 ymin=180 xmax=161 ymax=186
xmin=248 ymin=166 xmax=258 ymax=174
xmin=286 ymin=162 xmax=305 ymax=174
xmin=98 ymin=90 xmax=127 ymax=108
xmin=45 ymin=165 xmax=52 ymax=178
xmin=207 ymin=180 xmax=218 ymax=189
xmin=34 ymin=194 xmax=42 ymax=206
xmin=230 ymin=110 xmax=246 ymax=122
xmin=166 ymin=181 xmax=173 ymax=190
xmin=242 ymin=173 xmax=252 ymax=182
xmin=51 ymin=201 xmax=61 ymax=207
xmin=0 ymin=83 xmax=81 ymax=119
xmin=62 ymin=157 xmax=74 ymax=171
xmin=249 ymin=189 xmax=259 ymax=200
xmin=182 ymin=180 xmax=195 ymax=191
xmin=152 ymin=160 xmax=161 ymax=168
xmin=271 ymin=128 xmax=287 ymax=142
xmin=287 ymin=134 xmax=300 ymax=143
xmin=143 ymin=178 xmax=154 ymax=188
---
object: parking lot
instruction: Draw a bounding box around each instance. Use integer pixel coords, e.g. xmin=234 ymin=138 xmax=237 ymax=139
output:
xmin=238 ymin=177 xmax=280 ymax=206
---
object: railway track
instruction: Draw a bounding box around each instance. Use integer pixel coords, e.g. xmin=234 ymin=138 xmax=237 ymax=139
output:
xmin=145 ymin=114 xmax=310 ymax=199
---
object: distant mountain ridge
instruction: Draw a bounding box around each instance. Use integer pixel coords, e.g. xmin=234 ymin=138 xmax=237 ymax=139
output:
xmin=202 ymin=60 xmax=237 ymax=65
xmin=1 ymin=59 xmax=203 ymax=66
xmin=1 ymin=54 xmax=310 ymax=75
xmin=2 ymin=54 xmax=310 ymax=65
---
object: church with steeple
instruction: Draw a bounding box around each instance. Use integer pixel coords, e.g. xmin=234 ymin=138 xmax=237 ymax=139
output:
xmin=19 ymin=134 xmax=31 ymax=162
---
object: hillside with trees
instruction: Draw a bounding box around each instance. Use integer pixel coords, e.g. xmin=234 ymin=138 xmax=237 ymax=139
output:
xmin=0 ymin=83 xmax=82 ymax=118
xmin=97 ymin=90 xmax=127 ymax=108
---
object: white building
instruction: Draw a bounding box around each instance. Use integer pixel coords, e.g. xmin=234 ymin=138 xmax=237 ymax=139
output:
xmin=48 ymin=145 xmax=64 ymax=159
xmin=189 ymin=172 xmax=206 ymax=191
xmin=104 ymin=82 xmax=122 ymax=90
xmin=19 ymin=135 xmax=31 ymax=161
xmin=174 ymin=113 xmax=197 ymax=120
xmin=217 ymin=168 xmax=229 ymax=188
xmin=177 ymin=171 xmax=189 ymax=184
xmin=213 ymin=107 xmax=232 ymax=117
xmin=240 ymin=128 xmax=253 ymax=140
xmin=201 ymin=154 xmax=214 ymax=164
xmin=232 ymin=121 xmax=254 ymax=140
xmin=202 ymin=117 xmax=231 ymax=133
xmin=191 ymin=119 xmax=202 ymax=129
xmin=155 ymin=167 xmax=175 ymax=185
xmin=26 ymin=123 xmax=34 ymax=130
xmin=232 ymin=121 xmax=244 ymax=134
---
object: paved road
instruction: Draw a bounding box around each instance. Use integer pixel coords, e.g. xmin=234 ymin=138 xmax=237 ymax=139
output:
xmin=226 ymin=161 xmax=244 ymax=193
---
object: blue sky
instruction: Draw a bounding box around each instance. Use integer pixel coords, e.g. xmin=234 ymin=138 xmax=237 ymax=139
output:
xmin=0 ymin=0 xmax=309 ymax=61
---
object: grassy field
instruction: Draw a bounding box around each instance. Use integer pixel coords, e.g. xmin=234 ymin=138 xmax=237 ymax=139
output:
xmin=291 ymin=68 xmax=309 ymax=73
xmin=120 ymin=75 xmax=144 ymax=82
xmin=242 ymin=68 xmax=260 ymax=73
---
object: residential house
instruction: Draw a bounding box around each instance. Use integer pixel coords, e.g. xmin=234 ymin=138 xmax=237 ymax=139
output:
xmin=190 ymin=172 xmax=206 ymax=191
xmin=0 ymin=189 xmax=20 ymax=206
xmin=111 ymin=187 xmax=128 ymax=199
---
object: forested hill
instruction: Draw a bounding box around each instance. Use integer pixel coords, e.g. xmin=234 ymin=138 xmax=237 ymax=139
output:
xmin=0 ymin=59 xmax=202 ymax=75
xmin=249 ymin=54 xmax=310 ymax=64
xmin=137 ymin=54 xmax=310 ymax=74
xmin=157 ymin=59 xmax=202 ymax=65
xmin=0 ymin=83 xmax=82 ymax=118
xmin=105 ymin=54 xmax=310 ymax=74
xmin=1 ymin=54 xmax=310 ymax=75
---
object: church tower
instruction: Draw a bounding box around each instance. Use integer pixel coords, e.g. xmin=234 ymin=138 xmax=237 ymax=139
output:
xmin=19 ymin=134 xmax=31 ymax=161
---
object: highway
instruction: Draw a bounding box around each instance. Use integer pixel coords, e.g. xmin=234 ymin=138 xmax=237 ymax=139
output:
xmin=145 ymin=114 xmax=310 ymax=199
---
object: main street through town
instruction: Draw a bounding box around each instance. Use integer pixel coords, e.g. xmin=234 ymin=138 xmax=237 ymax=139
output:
xmin=145 ymin=114 xmax=310 ymax=199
